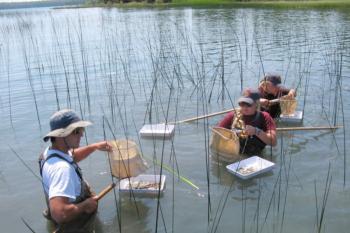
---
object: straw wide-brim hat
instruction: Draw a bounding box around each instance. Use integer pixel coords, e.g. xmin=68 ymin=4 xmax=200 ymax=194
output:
xmin=43 ymin=109 xmax=92 ymax=142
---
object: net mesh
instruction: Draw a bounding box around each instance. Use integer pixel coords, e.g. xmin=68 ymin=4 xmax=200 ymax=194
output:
xmin=210 ymin=127 xmax=241 ymax=162
xmin=108 ymin=139 xmax=147 ymax=179
xmin=280 ymin=96 xmax=297 ymax=115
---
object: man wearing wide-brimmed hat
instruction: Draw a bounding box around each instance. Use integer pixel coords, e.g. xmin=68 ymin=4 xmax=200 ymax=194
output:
xmin=218 ymin=89 xmax=277 ymax=155
xmin=258 ymin=73 xmax=297 ymax=118
xmin=39 ymin=109 xmax=112 ymax=233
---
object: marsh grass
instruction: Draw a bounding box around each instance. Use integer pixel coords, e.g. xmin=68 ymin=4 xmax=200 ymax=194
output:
xmin=0 ymin=7 xmax=348 ymax=233
xmin=0 ymin=29 xmax=15 ymax=129
xmin=21 ymin=217 xmax=36 ymax=233
xmin=314 ymin=163 xmax=332 ymax=233
xmin=50 ymin=16 xmax=72 ymax=109
xmin=86 ymin=0 xmax=350 ymax=9
xmin=319 ymin=35 xmax=347 ymax=184
xmin=340 ymin=54 xmax=348 ymax=186
xmin=208 ymin=181 xmax=233 ymax=233
xmin=14 ymin=16 xmax=43 ymax=132
xmin=9 ymin=145 xmax=42 ymax=182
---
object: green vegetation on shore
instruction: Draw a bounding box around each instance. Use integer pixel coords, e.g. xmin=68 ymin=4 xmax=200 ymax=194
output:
xmin=85 ymin=0 xmax=350 ymax=9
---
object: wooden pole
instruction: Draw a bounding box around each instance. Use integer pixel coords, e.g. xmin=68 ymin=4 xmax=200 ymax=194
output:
xmin=165 ymin=98 xmax=281 ymax=125
xmin=276 ymin=125 xmax=342 ymax=132
xmin=163 ymin=98 xmax=284 ymax=125
xmin=161 ymin=106 xmax=341 ymax=133
xmin=168 ymin=108 xmax=238 ymax=125
xmin=96 ymin=183 xmax=116 ymax=201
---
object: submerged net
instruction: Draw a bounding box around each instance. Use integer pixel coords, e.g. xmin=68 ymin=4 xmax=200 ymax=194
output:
xmin=210 ymin=127 xmax=241 ymax=162
xmin=108 ymin=139 xmax=147 ymax=179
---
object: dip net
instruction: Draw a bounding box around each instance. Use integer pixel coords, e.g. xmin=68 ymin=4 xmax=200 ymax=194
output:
xmin=108 ymin=139 xmax=147 ymax=179
xmin=279 ymin=96 xmax=297 ymax=116
xmin=210 ymin=127 xmax=241 ymax=162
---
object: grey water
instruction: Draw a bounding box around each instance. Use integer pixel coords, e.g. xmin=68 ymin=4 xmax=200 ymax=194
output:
xmin=0 ymin=5 xmax=349 ymax=233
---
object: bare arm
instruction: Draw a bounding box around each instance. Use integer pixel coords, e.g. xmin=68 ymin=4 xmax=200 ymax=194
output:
xmin=49 ymin=196 xmax=98 ymax=224
xmin=279 ymin=86 xmax=296 ymax=99
xmin=259 ymin=98 xmax=270 ymax=108
xmin=72 ymin=141 xmax=112 ymax=162
xmin=256 ymin=128 xmax=277 ymax=146
xmin=245 ymin=125 xmax=277 ymax=146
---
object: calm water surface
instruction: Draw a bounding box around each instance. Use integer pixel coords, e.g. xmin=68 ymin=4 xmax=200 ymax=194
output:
xmin=0 ymin=6 xmax=349 ymax=233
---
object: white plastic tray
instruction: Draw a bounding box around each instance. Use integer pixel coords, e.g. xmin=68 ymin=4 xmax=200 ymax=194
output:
xmin=139 ymin=124 xmax=175 ymax=139
xmin=119 ymin=174 xmax=166 ymax=195
xmin=279 ymin=111 xmax=303 ymax=123
xmin=226 ymin=156 xmax=275 ymax=180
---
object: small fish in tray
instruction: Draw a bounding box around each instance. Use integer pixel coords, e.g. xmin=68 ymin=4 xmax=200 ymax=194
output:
xmin=226 ymin=156 xmax=275 ymax=180
xmin=237 ymin=166 xmax=258 ymax=175
xmin=128 ymin=181 xmax=160 ymax=190
xmin=119 ymin=174 xmax=166 ymax=195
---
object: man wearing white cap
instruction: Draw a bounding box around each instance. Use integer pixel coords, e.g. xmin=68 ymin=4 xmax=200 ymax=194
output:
xmin=39 ymin=109 xmax=112 ymax=232
xmin=218 ymin=89 xmax=277 ymax=155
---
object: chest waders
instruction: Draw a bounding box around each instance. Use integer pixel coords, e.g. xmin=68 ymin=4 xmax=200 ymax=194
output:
xmin=39 ymin=153 xmax=96 ymax=233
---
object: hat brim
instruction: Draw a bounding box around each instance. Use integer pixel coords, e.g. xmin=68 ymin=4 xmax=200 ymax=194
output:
xmin=43 ymin=120 xmax=92 ymax=142
xmin=238 ymin=97 xmax=254 ymax=105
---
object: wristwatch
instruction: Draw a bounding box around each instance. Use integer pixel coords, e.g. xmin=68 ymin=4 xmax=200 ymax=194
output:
xmin=255 ymin=127 xmax=262 ymax=136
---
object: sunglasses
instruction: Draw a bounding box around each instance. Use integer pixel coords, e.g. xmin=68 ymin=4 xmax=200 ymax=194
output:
xmin=239 ymin=102 xmax=253 ymax=108
xmin=72 ymin=127 xmax=85 ymax=135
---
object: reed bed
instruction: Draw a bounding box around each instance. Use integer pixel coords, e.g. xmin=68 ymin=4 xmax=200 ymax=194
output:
xmin=88 ymin=0 xmax=350 ymax=9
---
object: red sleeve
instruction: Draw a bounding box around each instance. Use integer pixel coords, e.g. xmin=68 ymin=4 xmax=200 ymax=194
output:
xmin=217 ymin=112 xmax=234 ymax=129
xmin=262 ymin=111 xmax=276 ymax=131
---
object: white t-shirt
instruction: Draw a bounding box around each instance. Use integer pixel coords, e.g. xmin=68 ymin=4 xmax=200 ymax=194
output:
xmin=41 ymin=147 xmax=81 ymax=202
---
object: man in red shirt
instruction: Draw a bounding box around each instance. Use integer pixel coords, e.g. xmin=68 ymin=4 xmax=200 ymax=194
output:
xmin=218 ymin=89 xmax=277 ymax=155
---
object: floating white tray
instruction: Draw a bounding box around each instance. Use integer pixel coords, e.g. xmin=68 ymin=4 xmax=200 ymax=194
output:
xmin=119 ymin=174 xmax=166 ymax=195
xmin=139 ymin=124 xmax=175 ymax=139
xmin=279 ymin=111 xmax=303 ymax=123
xmin=226 ymin=156 xmax=275 ymax=180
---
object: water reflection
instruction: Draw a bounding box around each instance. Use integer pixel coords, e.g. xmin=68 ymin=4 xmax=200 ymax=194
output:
xmin=210 ymin=156 xmax=236 ymax=187
xmin=118 ymin=198 xmax=151 ymax=233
